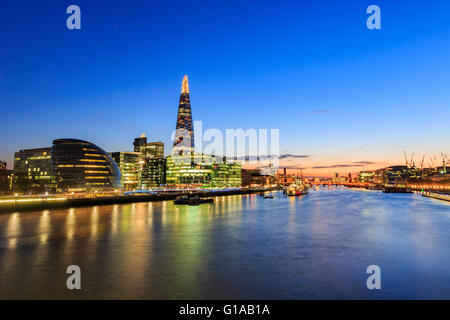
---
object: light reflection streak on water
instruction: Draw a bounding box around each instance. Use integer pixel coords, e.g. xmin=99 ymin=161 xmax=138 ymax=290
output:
xmin=39 ymin=210 xmax=50 ymax=244
xmin=90 ymin=206 xmax=99 ymax=238
xmin=112 ymin=205 xmax=119 ymax=235
xmin=66 ymin=208 xmax=76 ymax=240
xmin=5 ymin=213 xmax=20 ymax=248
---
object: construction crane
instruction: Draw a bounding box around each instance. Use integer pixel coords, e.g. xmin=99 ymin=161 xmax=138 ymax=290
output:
xmin=441 ymin=152 xmax=448 ymax=174
xmin=430 ymin=155 xmax=437 ymax=169
xmin=404 ymin=151 xmax=409 ymax=168
xmin=410 ymin=152 xmax=415 ymax=168
xmin=420 ymin=154 xmax=425 ymax=169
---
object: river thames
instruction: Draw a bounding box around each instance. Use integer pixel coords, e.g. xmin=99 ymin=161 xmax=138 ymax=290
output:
xmin=0 ymin=188 xmax=449 ymax=299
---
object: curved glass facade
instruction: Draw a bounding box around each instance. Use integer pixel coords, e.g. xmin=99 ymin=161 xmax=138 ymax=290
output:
xmin=52 ymin=139 xmax=122 ymax=192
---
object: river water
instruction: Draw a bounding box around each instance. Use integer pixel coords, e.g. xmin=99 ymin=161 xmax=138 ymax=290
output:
xmin=0 ymin=188 xmax=449 ymax=299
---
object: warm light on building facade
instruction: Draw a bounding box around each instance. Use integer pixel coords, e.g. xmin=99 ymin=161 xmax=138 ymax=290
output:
xmin=166 ymin=153 xmax=242 ymax=188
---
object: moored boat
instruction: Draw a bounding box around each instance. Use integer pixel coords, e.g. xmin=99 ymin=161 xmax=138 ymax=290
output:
xmin=174 ymin=195 xmax=214 ymax=205
xmin=382 ymin=186 xmax=412 ymax=193
xmin=174 ymin=195 xmax=189 ymax=204
xmin=287 ymin=184 xmax=309 ymax=196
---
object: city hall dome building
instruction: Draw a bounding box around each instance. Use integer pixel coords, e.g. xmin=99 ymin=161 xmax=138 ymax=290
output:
xmin=51 ymin=139 xmax=122 ymax=192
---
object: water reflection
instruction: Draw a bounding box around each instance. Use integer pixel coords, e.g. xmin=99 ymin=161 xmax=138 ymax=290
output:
xmin=90 ymin=206 xmax=99 ymax=238
xmin=0 ymin=189 xmax=449 ymax=299
xmin=5 ymin=213 xmax=20 ymax=248
xmin=66 ymin=208 xmax=76 ymax=240
xmin=39 ymin=210 xmax=50 ymax=244
xmin=111 ymin=205 xmax=119 ymax=235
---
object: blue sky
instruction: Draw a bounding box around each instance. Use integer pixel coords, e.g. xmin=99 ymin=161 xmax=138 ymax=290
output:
xmin=1 ymin=0 xmax=449 ymax=175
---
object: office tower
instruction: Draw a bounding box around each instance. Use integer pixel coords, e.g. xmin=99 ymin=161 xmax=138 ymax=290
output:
xmin=133 ymin=133 xmax=147 ymax=153
xmin=145 ymin=142 xmax=164 ymax=159
xmin=13 ymin=148 xmax=56 ymax=194
xmin=166 ymin=153 xmax=241 ymax=188
xmin=111 ymin=152 xmax=142 ymax=191
xmin=141 ymin=157 xmax=166 ymax=189
xmin=166 ymin=76 xmax=241 ymax=188
xmin=130 ymin=134 xmax=166 ymax=189
xmin=173 ymin=75 xmax=194 ymax=150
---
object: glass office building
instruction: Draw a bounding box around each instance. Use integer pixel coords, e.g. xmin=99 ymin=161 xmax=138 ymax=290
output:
xmin=52 ymin=138 xmax=122 ymax=192
xmin=212 ymin=158 xmax=242 ymax=188
xmin=166 ymin=76 xmax=241 ymax=188
xmin=173 ymin=75 xmax=194 ymax=149
xmin=141 ymin=157 xmax=166 ymax=188
xmin=166 ymin=153 xmax=241 ymax=188
xmin=145 ymin=142 xmax=164 ymax=159
xmin=130 ymin=134 xmax=166 ymax=189
xmin=13 ymin=148 xmax=56 ymax=194
xmin=111 ymin=152 xmax=141 ymax=191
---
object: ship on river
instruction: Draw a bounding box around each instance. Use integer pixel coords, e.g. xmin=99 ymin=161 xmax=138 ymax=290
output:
xmin=286 ymin=181 xmax=310 ymax=196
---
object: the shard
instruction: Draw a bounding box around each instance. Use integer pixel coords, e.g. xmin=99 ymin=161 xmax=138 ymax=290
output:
xmin=173 ymin=75 xmax=194 ymax=150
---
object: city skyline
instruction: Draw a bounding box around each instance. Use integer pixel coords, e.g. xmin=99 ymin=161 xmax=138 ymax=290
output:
xmin=1 ymin=1 xmax=450 ymax=176
xmin=2 ymin=71 xmax=448 ymax=177
xmin=1 ymin=1 xmax=450 ymax=303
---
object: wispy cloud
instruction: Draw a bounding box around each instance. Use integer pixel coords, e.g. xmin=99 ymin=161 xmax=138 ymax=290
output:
xmin=311 ymin=164 xmax=354 ymax=169
xmin=233 ymin=154 xmax=311 ymax=161
xmin=352 ymin=161 xmax=376 ymax=165
xmin=256 ymin=165 xmax=307 ymax=170
xmin=279 ymin=153 xmax=311 ymax=160
xmin=312 ymin=109 xmax=333 ymax=114
xmin=311 ymin=162 xmax=377 ymax=169
xmin=279 ymin=165 xmax=307 ymax=170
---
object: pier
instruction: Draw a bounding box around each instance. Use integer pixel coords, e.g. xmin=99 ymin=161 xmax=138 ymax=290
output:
xmin=421 ymin=192 xmax=450 ymax=203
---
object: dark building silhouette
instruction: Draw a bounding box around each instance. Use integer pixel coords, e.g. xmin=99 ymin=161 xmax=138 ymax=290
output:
xmin=241 ymin=169 xmax=269 ymax=186
xmin=0 ymin=160 xmax=12 ymax=194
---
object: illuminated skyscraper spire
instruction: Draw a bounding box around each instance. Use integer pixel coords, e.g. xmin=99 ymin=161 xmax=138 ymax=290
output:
xmin=181 ymin=75 xmax=189 ymax=94
xmin=173 ymin=75 xmax=194 ymax=149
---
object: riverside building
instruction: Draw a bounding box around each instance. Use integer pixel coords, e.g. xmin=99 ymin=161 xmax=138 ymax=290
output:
xmin=132 ymin=133 xmax=166 ymax=189
xmin=166 ymin=153 xmax=241 ymax=188
xmin=110 ymin=151 xmax=141 ymax=191
xmin=166 ymin=75 xmax=242 ymax=188
xmin=0 ymin=161 xmax=12 ymax=194
xmin=13 ymin=148 xmax=56 ymax=194
xmin=52 ymin=139 xmax=122 ymax=192
xmin=13 ymin=139 xmax=122 ymax=194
